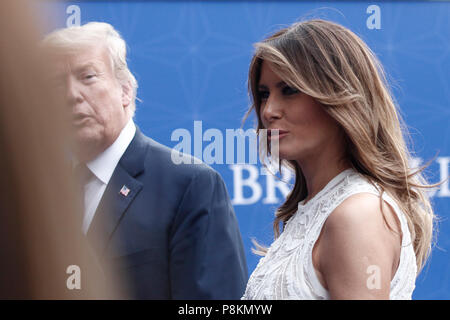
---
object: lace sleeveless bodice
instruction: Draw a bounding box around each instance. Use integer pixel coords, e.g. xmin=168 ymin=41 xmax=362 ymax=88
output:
xmin=242 ymin=169 xmax=417 ymax=300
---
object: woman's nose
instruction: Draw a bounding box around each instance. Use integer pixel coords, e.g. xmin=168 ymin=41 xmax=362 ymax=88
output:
xmin=262 ymin=95 xmax=283 ymax=123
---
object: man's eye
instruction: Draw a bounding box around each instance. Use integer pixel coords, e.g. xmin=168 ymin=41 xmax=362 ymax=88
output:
xmin=282 ymin=86 xmax=300 ymax=96
xmin=81 ymin=73 xmax=97 ymax=81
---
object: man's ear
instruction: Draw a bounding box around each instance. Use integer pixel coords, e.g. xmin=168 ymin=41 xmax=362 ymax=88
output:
xmin=121 ymin=81 xmax=132 ymax=107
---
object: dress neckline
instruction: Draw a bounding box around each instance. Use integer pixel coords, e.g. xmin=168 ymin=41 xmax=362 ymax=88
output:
xmin=298 ymin=168 xmax=354 ymax=209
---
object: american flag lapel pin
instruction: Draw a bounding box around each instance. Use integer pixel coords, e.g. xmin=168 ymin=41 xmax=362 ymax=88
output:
xmin=119 ymin=185 xmax=130 ymax=197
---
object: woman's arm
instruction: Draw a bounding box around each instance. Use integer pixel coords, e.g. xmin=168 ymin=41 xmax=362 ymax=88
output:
xmin=314 ymin=193 xmax=402 ymax=300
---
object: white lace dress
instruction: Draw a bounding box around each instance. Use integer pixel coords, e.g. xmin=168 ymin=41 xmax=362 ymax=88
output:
xmin=242 ymin=168 xmax=417 ymax=300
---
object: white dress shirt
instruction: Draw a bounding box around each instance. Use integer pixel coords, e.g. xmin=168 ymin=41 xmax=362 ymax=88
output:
xmin=81 ymin=119 xmax=136 ymax=234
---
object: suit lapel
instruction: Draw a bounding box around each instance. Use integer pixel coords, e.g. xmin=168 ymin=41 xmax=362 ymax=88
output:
xmin=87 ymin=128 xmax=148 ymax=255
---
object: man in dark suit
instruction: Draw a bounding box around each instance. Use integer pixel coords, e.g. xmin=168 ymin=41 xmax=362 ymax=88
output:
xmin=43 ymin=22 xmax=247 ymax=299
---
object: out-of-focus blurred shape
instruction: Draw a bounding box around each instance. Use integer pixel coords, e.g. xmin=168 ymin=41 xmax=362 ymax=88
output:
xmin=0 ymin=0 xmax=128 ymax=299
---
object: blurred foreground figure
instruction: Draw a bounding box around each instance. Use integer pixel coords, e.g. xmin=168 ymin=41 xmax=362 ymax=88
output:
xmin=0 ymin=0 xmax=125 ymax=299
xmin=41 ymin=21 xmax=247 ymax=299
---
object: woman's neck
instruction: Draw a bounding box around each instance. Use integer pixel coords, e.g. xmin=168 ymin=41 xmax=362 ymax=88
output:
xmin=297 ymin=152 xmax=351 ymax=204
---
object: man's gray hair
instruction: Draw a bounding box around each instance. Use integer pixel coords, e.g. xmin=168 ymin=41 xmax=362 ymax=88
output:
xmin=42 ymin=22 xmax=138 ymax=116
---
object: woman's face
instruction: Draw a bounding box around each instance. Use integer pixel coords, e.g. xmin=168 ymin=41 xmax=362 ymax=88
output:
xmin=258 ymin=61 xmax=344 ymax=164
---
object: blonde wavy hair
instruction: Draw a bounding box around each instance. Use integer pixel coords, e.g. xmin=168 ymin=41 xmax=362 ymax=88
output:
xmin=245 ymin=19 xmax=435 ymax=273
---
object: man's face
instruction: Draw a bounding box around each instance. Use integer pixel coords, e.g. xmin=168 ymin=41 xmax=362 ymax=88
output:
xmin=52 ymin=45 xmax=132 ymax=161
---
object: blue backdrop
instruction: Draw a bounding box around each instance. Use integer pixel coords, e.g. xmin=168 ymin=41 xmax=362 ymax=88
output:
xmin=43 ymin=1 xmax=449 ymax=299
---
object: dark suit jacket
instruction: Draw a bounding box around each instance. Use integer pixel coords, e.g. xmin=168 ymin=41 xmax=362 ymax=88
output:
xmin=86 ymin=128 xmax=248 ymax=299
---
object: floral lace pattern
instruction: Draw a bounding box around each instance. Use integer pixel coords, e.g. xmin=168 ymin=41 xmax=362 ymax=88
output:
xmin=242 ymin=169 xmax=417 ymax=300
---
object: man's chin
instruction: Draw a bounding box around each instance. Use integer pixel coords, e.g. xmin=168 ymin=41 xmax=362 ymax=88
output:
xmin=70 ymin=132 xmax=102 ymax=159
xmin=73 ymin=130 xmax=97 ymax=144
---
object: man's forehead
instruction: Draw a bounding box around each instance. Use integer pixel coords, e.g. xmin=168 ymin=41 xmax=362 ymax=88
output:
xmin=51 ymin=45 xmax=111 ymax=72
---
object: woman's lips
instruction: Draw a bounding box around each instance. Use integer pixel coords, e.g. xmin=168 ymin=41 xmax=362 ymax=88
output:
xmin=267 ymin=129 xmax=289 ymax=140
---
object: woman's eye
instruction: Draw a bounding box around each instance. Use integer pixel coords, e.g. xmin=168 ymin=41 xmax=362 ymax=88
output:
xmin=85 ymin=74 xmax=96 ymax=80
xmin=258 ymin=90 xmax=269 ymax=100
xmin=282 ymin=86 xmax=300 ymax=96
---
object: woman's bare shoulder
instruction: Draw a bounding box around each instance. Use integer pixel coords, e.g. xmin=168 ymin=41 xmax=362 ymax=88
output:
xmin=316 ymin=192 xmax=402 ymax=299
xmin=325 ymin=192 xmax=401 ymax=234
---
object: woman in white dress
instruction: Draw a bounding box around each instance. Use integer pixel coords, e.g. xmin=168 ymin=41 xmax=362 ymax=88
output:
xmin=242 ymin=19 xmax=435 ymax=300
